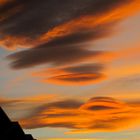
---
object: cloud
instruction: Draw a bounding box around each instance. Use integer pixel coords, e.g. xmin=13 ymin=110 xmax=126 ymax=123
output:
xmin=0 ymin=0 xmax=139 ymax=86
xmin=7 ymin=22 xmax=114 ymax=69
xmin=8 ymin=43 xmax=103 ymax=69
xmin=0 ymin=97 xmax=21 ymax=105
xmin=0 ymin=0 xmax=138 ymax=50
xmin=0 ymin=0 xmax=134 ymax=49
xmin=45 ymin=100 xmax=82 ymax=109
xmin=59 ymin=63 xmax=104 ymax=74
xmin=46 ymin=73 xmax=105 ymax=86
xmin=31 ymin=63 xmax=105 ymax=85
xmin=0 ymin=94 xmax=56 ymax=119
xmin=1 ymin=94 xmax=140 ymax=133
xmin=0 ymin=0 xmax=131 ymax=40
xmin=19 ymin=96 xmax=140 ymax=133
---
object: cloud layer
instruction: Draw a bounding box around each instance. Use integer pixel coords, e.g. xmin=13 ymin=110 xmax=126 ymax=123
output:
xmin=1 ymin=94 xmax=140 ymax=133
xmin=19 ymin=97 xmax=140 ymax=133
xmin=0 ymin=0 xmax=131 ymax=41
xmin=31 ymin=63 xmax=105 ymax=85
xmin=0 ymin=0 xmax=139 ymax=85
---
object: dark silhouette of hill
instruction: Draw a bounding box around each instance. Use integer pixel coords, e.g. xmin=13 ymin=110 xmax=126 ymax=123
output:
xmin=0 ymin=107 xmax=36 ymax=140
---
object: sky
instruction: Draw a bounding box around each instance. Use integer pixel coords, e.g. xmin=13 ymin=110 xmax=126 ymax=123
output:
xmin=0 ymin=0 xmax=140 ymax=140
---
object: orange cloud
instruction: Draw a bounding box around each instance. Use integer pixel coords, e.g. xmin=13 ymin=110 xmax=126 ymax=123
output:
xmin=46 ymin=73 xmax=105 ymax=86
xmin=0 ymin=35 xmax=32 ymax=50
xmin=31 ymin=63 xmax=106 ymax=85
xmin=19 ymin=97 xmax=140 ymax=134
xmin=1 ymin=0 xmax=140 ymax=88
xmin=1 ymin=0 xmax=139 ymax=49
xmin=39 ymin=0 xmax=140 ymax=44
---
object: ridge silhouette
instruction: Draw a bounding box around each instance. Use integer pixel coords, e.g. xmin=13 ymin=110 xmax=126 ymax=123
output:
xmin=0 ymin=107 xmax=36 ymax=140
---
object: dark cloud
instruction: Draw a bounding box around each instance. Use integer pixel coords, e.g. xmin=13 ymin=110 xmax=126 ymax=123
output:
xmin=61 ymin=63 xmax=104 ymax=74
xmin=39 ymin=24 xmax=113 ymax=47
xmin=7 ymin=23 xmax=110 ymax=69
xmin=46 ymin=100 xmax=82 ymax=109
xmin=0 ymin=0 xmax=133 ymax=85
xmin=8 ymin=44 xmax=102 ymax=69
xmin=29 ymin=99 xmax=83 ymax=118
xmin=0 ymin=0 xmax=129 ymax=38
xmin=86 ymin=105 xmax=117 ymax=111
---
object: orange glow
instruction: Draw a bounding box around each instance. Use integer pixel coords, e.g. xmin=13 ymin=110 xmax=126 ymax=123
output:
xmin=39 ymin=0 xmax=140 ymax=44
xmin=20 ymin=97 xmax=140 ymax=133
xmin=0 ymin=35 xmax=32 ymax=50
xmin=30 ymin=52 xmax=116 ymax=85
xmin=0 ymin=0 xmax=140 ymax=139
xmin=1 ymin=0 xmax=140 ymax=49
xmin=105 ymin=46 xmax=140 ymax=78
xmin=43 ymin=73 xmax=105 ymax=86
xmin=107 ymin=64 xmax=140 ymax=79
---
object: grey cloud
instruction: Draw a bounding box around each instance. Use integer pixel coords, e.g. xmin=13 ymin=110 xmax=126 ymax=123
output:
xmin=46 ymin=100 xmax=83 ymax=109
xmin=8 ymin=44 xmax=102 ymax=69
xmin=7 ymin=23 xmax=111 ymax=69
xmin=0 ymin=0 xmax=129 ymax=38
xmin=62 ymin=63 xmax=104 ymax=74
xmin=0 ymin=0 xmax=132 ymax=85
xmin=87 ymin=105 xmax=117 ymax=111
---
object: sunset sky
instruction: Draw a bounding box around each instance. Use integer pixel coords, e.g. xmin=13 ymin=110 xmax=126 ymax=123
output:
xmin=0 ymin=0 xmax=140 ymax=140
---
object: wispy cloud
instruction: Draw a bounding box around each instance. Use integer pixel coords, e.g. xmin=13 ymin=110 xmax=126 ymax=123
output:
xmin=0 ymin=94 xmax=56 ymax=119
xmin=0 ymin=0 xmax=139 ymax=85
xmin=31 ymin=63 xmax=105 ymax=85
xmin=18 ymin=96 xmax=140 ymax=133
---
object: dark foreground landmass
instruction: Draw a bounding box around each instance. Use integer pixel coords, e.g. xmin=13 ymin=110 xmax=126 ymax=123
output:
xmin=0 ymin=107 xmax=36 ymax=140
